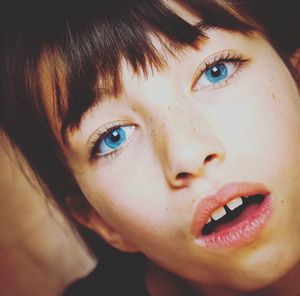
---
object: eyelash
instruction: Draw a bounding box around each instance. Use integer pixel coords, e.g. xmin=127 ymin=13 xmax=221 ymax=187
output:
xmin=88 ymin=121 xmax=133 ymax=163
xmin=192 ymin=52 xmax=250 ymax=90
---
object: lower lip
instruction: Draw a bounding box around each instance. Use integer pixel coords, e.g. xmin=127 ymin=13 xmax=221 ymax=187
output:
xmin=196 ymin=195 xmax=272 ymax=249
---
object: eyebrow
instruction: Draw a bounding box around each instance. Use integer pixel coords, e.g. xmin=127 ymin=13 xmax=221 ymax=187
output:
xmin=60 ymin=22 xmax=210 ymax=145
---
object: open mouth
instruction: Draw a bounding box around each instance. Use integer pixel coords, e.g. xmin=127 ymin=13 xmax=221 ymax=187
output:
xmin=202 ymin=194 xmax=265 ymax=235
xmin=192 ymin=182 xmax=273 ymax=248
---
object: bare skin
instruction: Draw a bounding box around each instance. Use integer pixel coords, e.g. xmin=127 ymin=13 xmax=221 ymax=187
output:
xmin=41 ymin=8 xmax=300 ymax=296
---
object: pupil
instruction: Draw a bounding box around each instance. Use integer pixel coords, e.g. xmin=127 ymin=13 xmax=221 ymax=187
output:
xmin=110 ymin=130 xmax=120 ymax=142
xmin=211 ymin=66 xmax=221 ymax=77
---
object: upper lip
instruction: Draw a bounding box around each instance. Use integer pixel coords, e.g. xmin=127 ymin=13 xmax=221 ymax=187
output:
xmin=191 ymin=182 xmax=270 ymax=238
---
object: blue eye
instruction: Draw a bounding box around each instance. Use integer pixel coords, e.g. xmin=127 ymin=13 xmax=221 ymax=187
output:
xmin=194 ymin=61 xmax=238 ymax=90
xmin=96 ymin=125 xmax=135 ymax=156
xmin=205 ymin=63 xmax=228 ymax=84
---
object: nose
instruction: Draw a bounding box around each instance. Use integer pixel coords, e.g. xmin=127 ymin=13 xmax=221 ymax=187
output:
xmin=163 ymin=128 xmax=225 ymax=188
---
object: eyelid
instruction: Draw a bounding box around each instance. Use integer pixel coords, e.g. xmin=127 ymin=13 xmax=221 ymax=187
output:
xmin=87 ymin=121 xmax=135 ymax=162
xmin=191 ymin=50 xmax=250 ymax=91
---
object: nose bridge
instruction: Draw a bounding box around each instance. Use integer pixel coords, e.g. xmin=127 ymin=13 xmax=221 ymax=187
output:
xmin=154 ymin=104 xmax=225 ymax=186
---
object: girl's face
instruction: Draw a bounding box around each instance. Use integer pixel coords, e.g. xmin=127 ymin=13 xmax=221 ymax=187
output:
xmin=61 ymin=28 xmax=300 ymax=291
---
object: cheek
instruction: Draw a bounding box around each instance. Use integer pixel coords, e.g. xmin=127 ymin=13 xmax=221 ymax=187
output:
xmin=82 ymin=148 xmax=169 ymax=233
xmin=214 ymin=58 xmax=300 ymax=179
xmin=249 ymin=76 xmax=300 ymax=167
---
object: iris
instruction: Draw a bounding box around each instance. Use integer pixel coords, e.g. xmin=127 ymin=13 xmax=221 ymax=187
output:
xmin=204 ymin=63 xmax=228 ymax=84
xmin=104 ymin=127 xmax=126 ymax=149
xmin=96 ymin=125 xmax=135 ymax=155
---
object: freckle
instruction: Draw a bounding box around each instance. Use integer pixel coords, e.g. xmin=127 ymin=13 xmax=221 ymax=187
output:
xmin=281 ymin=200 xmax=284 ymax=204
xmin=165 ymin=208 xmax=168 ymax=211
xmin=192 ymin=199 xmax=195 ymax=203
xmin=151 ymin=130 xmax=158 ymax=138
xmin=272 ymin=92 xmax=276 ymax=100
xmin=132 ymin=107 xmax=137 ymax=112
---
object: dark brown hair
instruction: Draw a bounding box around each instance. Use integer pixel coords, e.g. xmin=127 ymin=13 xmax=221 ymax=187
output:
xmin=0 ymin=0 xmax=299 ymax=225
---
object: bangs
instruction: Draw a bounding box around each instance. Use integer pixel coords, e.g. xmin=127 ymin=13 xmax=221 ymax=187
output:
xmin=36 ymin=0 xmax=255 ymax=141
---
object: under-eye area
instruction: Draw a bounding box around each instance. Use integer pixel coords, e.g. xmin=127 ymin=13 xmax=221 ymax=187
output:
xmin=202 ymin=195 xmax=266 ymax=235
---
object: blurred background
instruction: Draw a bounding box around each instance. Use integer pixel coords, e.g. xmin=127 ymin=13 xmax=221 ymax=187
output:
xmin=0 ymin=131 xmax=95 ymax=296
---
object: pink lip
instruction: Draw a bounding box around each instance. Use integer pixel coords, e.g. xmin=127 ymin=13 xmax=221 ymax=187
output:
xmin=191 ymin=182 xmax=272 ymax=248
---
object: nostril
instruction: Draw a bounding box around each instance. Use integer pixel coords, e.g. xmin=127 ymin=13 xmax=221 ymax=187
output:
xmin=176 ymin=172 xmax=191 ymax=180
xmin=204 ymin=153 xmax=218 ymax=164
xmin=175 ymin=154 xmax=220 ymax=181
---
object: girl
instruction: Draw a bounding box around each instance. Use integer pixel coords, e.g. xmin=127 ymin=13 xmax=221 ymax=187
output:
xmin=1 ymin=1 xmax=300 ymax=295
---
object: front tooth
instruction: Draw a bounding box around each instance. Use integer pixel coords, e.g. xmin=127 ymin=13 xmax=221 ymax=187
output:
xmin=226 ymin=197 xmax=243 ymax=211
xmin=211 ymin=207 xmax=226 ymax=221
xmin=205 ymin=217 xmax=212 ymax=224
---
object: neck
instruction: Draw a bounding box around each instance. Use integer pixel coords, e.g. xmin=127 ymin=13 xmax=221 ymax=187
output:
xmin=145 ymin=261 xmax=195 ymax=296
xmin=145 ymin=261 xmax=300 ymax=296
